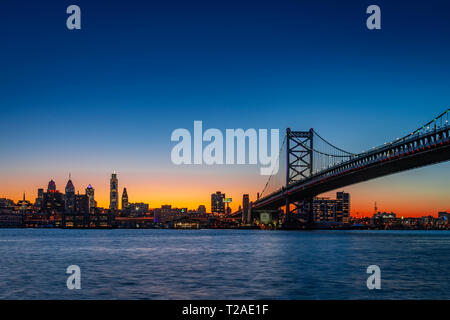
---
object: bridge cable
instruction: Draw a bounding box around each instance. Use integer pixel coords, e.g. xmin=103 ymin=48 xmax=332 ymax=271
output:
xmin=259 ymin=134 xmax=286 ymax=198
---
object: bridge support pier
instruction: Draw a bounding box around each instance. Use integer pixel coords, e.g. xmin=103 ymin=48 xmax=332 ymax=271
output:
xmin=285 ymin=196 xmax=290 ymax=224
xmin=306 ymin=198 xmax=314 ymax=225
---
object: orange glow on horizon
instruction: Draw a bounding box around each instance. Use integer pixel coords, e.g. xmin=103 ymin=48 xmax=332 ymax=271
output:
xmin=0 ymin=166 xmax=448 ymax=218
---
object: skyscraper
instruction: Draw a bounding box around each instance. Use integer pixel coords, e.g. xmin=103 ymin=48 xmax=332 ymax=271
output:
xmin=42 ymin=180 xmax=64 ymax=213
xmin=65 ymin=174 xmax=75 ymax=213
xmin=242 ymin=194 xmax=250 ymax=223
xmin=311 ymin=191 xmax=350 ymax=223
xmin=35 ymin=188 xmax=44 ymax=207
xmin=47 ymin=180 xmax=56 ymax=193
xmin=110 ymin=171 xmax=119 ymax=210
xmin=122 ymin=187 xmax=128 ymax=210
xmin=211 ymin=191 xmax=225 ymax=215
xmin=86 ymin=184 xmax=95 ymax=212
xmin=336 ymin=191 xmax=350 ymax=223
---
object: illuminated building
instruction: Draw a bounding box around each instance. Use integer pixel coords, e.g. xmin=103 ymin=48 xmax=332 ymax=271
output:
xmin=64 ymin=174 xmax=75 ymax=213
xmin=47 ymin=180 xmax=56 ymax=192
xmin=110 ymin=171 xmax=119 ymax=210
xmin=122 ymin=187 xmax=128 ymax=210
xmin=313 ymin=197 xmax=337 ymax=222
xmin=86 ymin=184 xmax=95 ymax=212
xmin=17 ymin=193 xmax=32 ymax=212
xmin=211 ymin=191 xmax=225 ymax=215
xmin=127 ymin=202 xmax=149 ymax=216
xmin=336 ymin=192 xmax=350 ymax=223
xmin=75 ymin=194 xmax=90 ymax=214
xmin=35 ymin=188 xmax=44 ymax=208
xmin=41 ymin=180 xmax=64 ymax=213
xmin=308 ymin=191 xmax=350 ymax=223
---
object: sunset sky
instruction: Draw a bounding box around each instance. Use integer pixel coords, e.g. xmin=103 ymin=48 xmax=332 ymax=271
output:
xmin=1 ymin=0 xmax=449 ymax=217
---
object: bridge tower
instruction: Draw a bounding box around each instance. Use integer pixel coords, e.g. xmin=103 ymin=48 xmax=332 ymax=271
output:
xmin=285 ymin=128 xmax=314 ymax=224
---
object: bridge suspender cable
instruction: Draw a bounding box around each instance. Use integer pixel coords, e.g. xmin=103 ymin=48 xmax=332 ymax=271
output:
xmin=311 ymin=129 xmax=355 ymax=155
xmin=259 ymin=135 xmax=286 ymax=198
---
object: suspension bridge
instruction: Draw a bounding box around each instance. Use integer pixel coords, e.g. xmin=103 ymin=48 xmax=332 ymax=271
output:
xmin=242 ymin=109 xmax=450 ymax=227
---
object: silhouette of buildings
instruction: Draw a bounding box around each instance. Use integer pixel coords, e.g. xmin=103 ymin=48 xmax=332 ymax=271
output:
xmin=197 ymin=205 xmax=206 ymax=214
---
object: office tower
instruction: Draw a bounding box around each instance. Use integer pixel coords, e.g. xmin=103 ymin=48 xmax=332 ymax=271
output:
xmin=42 ymin=180 xmax=65 ymax=213
xmin=122 ymin=187 xmax=128 ymax=210
xmin=86 ymin=184 xmax=95 ymax=212
xmin=242 ymin=194 xmax=249 ymax=222
xmin=47 ymin=180 xmax=56 ymax=192
xmin=65 ymin=174 xmax=76 ymax=213
xmin=310 ymin=191 xmax=350 ymax=223
xmin=75 ymin=194 xmax=90 ymax=214
xmin=313 ymin=197 xmax=337 ymax=221
xmin=128 ymin=202 xmax=149 ymax=216
xmin=110 ymin=171 xmax=119 ymax=210
xmin=211 ymin=191 xmax=225 ymax=215
xmin=336 ymin=191 xmax=350 ymax=223
xmin=35 ymin=188 xmax=44 ymax=207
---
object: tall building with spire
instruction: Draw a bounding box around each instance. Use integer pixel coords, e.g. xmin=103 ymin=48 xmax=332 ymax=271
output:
xmin=122 ymin=187 xmax=128 ymax=210
xmin=110 ymin=171 xmax=119 ymax=210
xmin=65 ymin=173 xmax=75 ymax=213
xmin=47 ymin=180 xmax=56 ymax=193
xmin=86 ymin=184 xmax=95 ymax=212
xmin=17 ymin=192 xmax=31 ymax=212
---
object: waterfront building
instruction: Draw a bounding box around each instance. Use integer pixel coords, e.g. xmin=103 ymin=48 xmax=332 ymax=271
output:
xmin=313 ymin=197 xmax=337 ymax=222
xmin=336 ymin=192 xmax=350 ymax=223
xmin=211 ymin=191 xmax=225 ymax=215
xmin=292 ymin=191 xmax=351 ymax=223
xmin=110 ymin=171 xmax=119 ymax=210
xmin=242 ymin=194 xmax=250 ymax=223
xmin=127 ymin=202 xmax=149 ymax=216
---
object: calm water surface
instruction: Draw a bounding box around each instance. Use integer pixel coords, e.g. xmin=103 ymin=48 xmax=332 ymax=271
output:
xmin=0 ymin=229 xmax=449 ymax=299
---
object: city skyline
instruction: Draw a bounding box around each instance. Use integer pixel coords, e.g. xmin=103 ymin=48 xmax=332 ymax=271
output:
xmin=1 ymin=168 xmax=448 ymax=218
xmin=1 ymin=1 xmax=450 ymax=217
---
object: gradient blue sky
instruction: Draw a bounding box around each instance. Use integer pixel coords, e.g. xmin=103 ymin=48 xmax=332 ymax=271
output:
xmin=1 ymin=0 xmax=449 ymax=215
